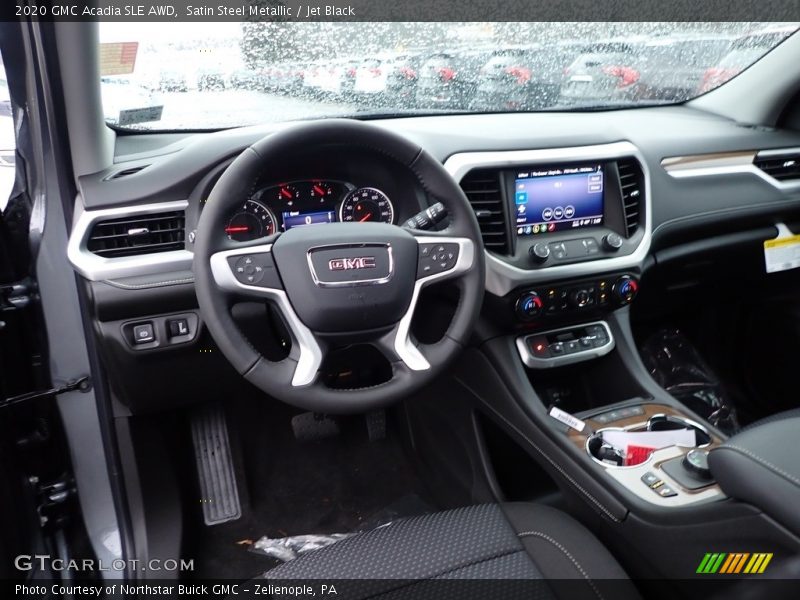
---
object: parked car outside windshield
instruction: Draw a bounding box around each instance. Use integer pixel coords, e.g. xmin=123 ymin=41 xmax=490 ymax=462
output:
xmin=97 ymin=22 xmax=798 ymax=130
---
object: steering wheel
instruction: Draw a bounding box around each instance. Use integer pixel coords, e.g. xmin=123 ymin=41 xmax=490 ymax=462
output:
xmin=193 ymin=119 xmax=485 ymax=413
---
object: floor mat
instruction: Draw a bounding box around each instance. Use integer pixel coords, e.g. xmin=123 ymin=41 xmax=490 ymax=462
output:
xmin=185 ymin=399 xmax=434 ymax=580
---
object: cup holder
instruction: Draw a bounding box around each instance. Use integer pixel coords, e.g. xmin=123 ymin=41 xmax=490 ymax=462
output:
xmin=586 ymin=413 xmax=711 ymax=468
xmin=647 ymin=414 xmax=712 ymax=446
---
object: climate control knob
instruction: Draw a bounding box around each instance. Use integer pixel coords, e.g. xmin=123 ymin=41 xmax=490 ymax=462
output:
xmin=516 ymin=292 xmax=544 ymax=321
xmin=613 ymin=275 xmax=639 ymax=304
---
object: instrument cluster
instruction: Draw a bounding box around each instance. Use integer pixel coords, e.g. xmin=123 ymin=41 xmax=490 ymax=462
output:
xmin=224 ymin=180 xmax=395 ymax=242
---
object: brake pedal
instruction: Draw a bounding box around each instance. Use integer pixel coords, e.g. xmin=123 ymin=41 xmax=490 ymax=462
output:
xmin=191 ymin=404 xmax=242 ymax=526
xmin=291 ymin=412 xmax=340 ymax=442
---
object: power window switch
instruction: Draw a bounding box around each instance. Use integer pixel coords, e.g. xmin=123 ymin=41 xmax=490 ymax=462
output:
xmin=168 ymin=318 xmax=190 ymax=338
xmin=132 ymin=323 xmax=155 ymax=344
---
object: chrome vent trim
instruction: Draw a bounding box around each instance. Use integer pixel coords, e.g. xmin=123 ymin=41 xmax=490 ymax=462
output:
xmin=754 ymin=152 xmax=800 ymax=181
xmin=443 ymin=141 xmax=652 ymax=296
xmin=662 ymin=148 xmax=800 ymax=190
xmin=68 ymin=200 xmax=193 ymax=281
xmin=617 ymin=158 xmax=644 ymax=237
xmin=105 ymin=164 xmax=149 ymax=180
xmin=459 ymin=168 xmax=509 ymax=254
xmin=87 ymin=210 xmax=185 ymax=258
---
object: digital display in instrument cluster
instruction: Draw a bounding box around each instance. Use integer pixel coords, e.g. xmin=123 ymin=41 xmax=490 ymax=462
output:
xmin=225 ymin=179 xmax=395 ymax=241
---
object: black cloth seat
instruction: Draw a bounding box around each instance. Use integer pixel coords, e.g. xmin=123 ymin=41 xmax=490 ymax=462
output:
xmin=262 ymin=503 xmax=639 ymax=600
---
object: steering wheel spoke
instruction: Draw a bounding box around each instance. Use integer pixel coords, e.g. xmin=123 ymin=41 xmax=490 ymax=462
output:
xmin=209 ymin=244 xmax=325 ymax=386
xmin=373 ymin=235 xmax=477 ymax=373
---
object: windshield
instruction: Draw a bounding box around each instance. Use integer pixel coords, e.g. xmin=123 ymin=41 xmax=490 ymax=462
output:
xmin=97 ymin=22 xmax=798 ymax=130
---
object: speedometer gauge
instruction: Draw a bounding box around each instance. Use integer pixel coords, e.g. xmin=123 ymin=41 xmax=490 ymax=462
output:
xmin=225 ymin=199 xmax=277 ymax=241
xmin=339 ymin=187 xmax=395 ymax=224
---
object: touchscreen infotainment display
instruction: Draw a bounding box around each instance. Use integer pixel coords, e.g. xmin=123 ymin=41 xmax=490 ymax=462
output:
xmin=514 ymin=165 xmax=604 ymax=236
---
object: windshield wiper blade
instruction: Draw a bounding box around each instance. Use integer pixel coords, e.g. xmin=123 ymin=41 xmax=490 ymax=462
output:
xmin=352 ymin=107 xmax=476 ymax=118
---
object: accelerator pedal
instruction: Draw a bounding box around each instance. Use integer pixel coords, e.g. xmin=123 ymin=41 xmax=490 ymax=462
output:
xmin=191 ymin=404 xmax=242 ymax=525
xmin=291 ymin=412 xmax=340 ymax=442
xmin=366 ymin=410 xmax=387 ymax=442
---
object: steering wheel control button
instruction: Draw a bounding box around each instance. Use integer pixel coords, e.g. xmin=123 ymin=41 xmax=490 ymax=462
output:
xmin=132 ymin=323 xmax=155 ymax=344
xmin=235 ymin=255 xmax=264 ymax=284
xmin=227 ymin=252 xmax=281 ymax=288
xmin=417 ymin=242 xmax=459 ymax=278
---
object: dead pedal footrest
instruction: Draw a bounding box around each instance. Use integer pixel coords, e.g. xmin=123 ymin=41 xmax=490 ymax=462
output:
xmin=191 ymin=404 xmax=242 ymax=526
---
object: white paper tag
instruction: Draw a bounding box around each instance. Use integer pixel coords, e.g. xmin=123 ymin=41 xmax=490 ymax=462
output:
xmin=549 ymin=406 xmax=586 ymax=432
xmin=601 ymin=428 xmax=696 ymax=451
xmin=764 ymin=223 xmax=800 ymax=274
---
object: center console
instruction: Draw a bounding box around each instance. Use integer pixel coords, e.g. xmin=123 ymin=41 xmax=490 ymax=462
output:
xmin=445 ymin=142 xmax=727 ymax=511
xmin=430 ymin=143 xmax=798 ymax=584
xmin=571 ymin=404 xmax=724 ymax=507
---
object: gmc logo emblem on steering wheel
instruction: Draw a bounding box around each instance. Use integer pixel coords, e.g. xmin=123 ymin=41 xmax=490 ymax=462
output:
xmin=328 ymin=257 xmax=377 ymax=271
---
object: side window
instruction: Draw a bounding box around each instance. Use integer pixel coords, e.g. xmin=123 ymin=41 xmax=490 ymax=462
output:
xmin=0 ymin=57 xmax=15 ymax=212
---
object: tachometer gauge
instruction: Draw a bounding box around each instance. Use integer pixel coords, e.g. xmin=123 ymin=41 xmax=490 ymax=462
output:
xmin=276 ymin=184 xmax=300 ymax=205
xmin=339 ymin=187 xmax=395 ymax=224
xmin=225 ymin=199 xmax=277 ymax=241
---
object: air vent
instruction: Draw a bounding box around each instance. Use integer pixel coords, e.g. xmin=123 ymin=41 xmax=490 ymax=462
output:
xmin=754 ymin=152 xmax=800 ymax=181
xmin=106 ymin=165 xmax=149 ymax=180
xmin=87 ymin=211 xmax=185 ymax=258
xmin=617 ymin=158 xmax=644 ymax=237
xmin=459 ymin=168 xmax=509 ymax=254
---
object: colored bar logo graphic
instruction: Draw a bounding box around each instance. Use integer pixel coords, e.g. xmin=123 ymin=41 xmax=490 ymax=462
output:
xmin=696 ymin=553 xmax=773 ymax=574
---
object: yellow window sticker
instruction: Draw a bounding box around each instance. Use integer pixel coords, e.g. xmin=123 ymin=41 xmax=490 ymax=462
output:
xmin=764 ymin=224 xmax=800 ymax=273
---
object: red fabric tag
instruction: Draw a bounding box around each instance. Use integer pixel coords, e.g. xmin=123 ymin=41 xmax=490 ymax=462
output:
xmin=625 ymin=445 xmax=656 ymax=466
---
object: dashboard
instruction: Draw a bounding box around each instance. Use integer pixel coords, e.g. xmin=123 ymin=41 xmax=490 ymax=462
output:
xmin=62 ymin=106 xmax=800 ymax=415
xmin=219 ymin=180 xmax=396 ymax=241
xmin=69 ymin=107 xmax=800 ymax=295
